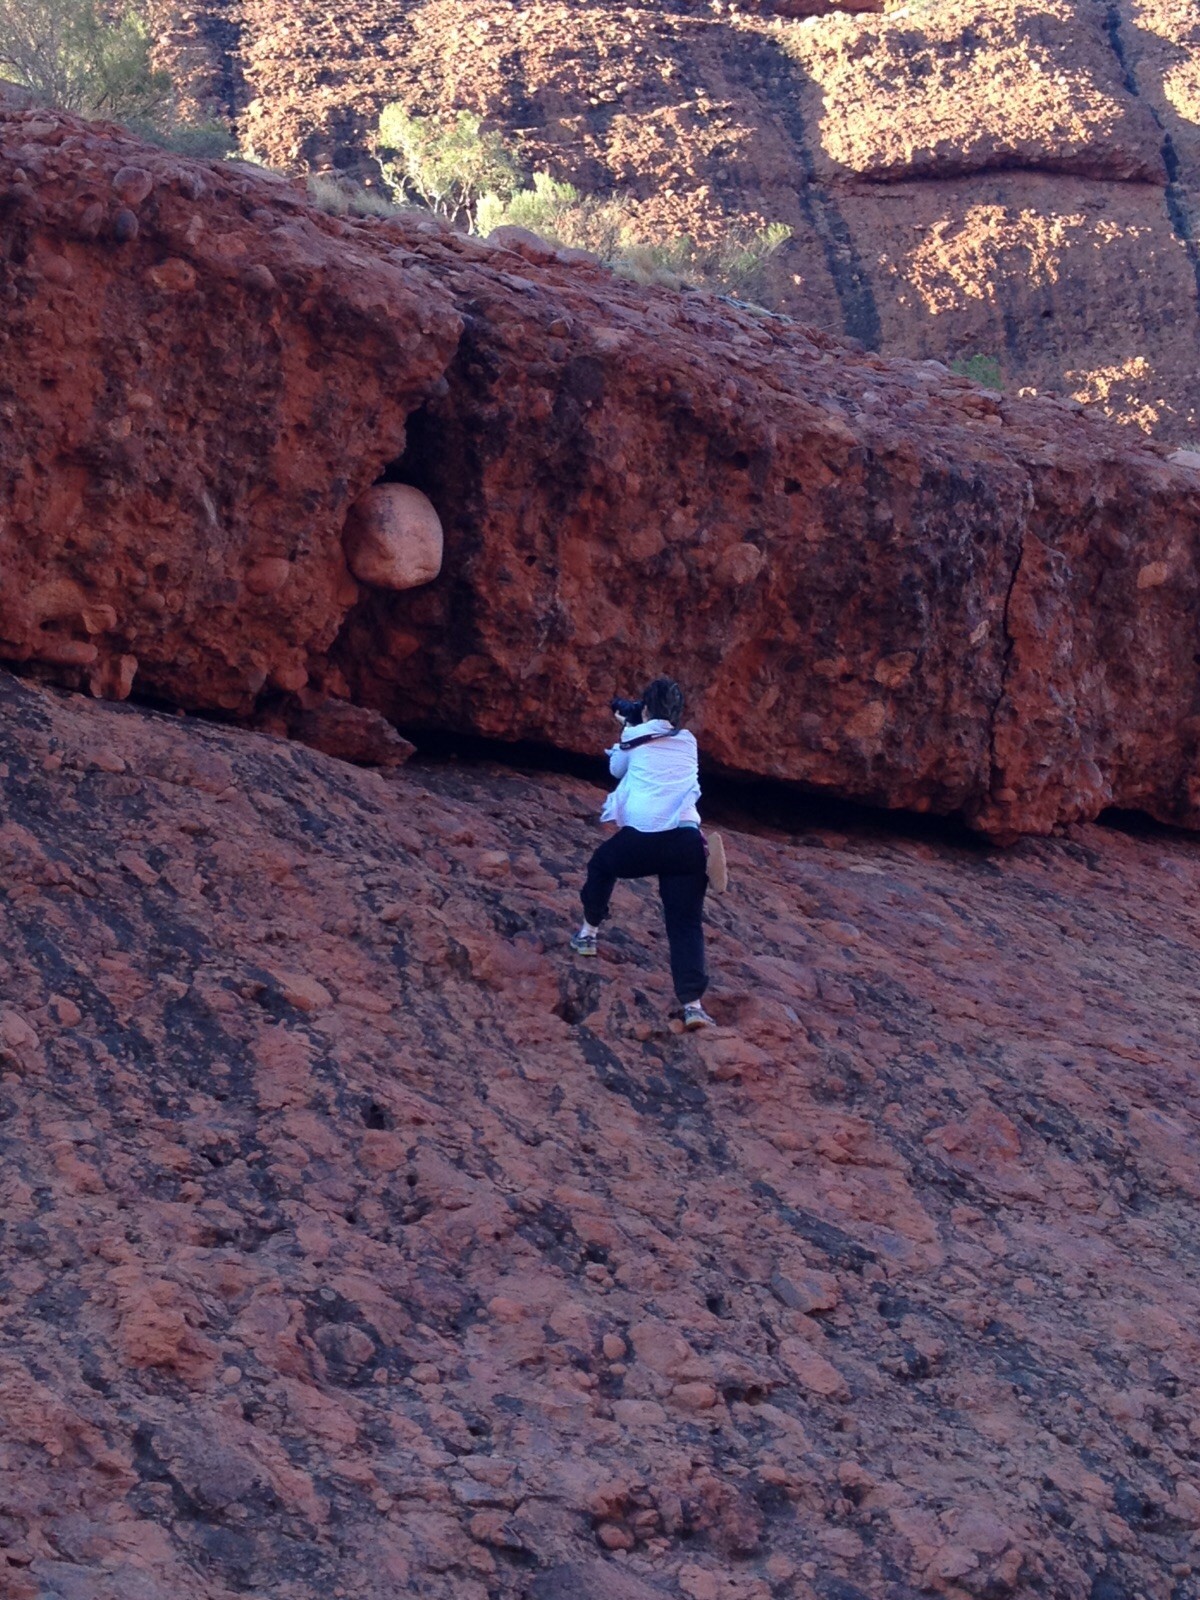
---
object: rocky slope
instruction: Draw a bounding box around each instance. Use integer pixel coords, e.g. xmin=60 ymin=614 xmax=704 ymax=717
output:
xmin=148 ymin=0 xmax=1200 ymax=441
xmin=6 ymin=98 xmax=1200 ymax=841
xmin=2 ymin=667 xmax=1200 ymax=1600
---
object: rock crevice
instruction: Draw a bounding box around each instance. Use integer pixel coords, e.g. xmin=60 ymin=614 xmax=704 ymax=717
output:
xmin=982 ymin=512 xmax=1029 ymax=842
xmin=1101 ymin=0 xmax=1200 ymax=306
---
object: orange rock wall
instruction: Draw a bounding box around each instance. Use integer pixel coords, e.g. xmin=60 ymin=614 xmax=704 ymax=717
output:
xmin=6 ymin=105 xmax=1200 ymax=840
xmin=0 ymin=90 xmax=460 ymax=713
xmin=148 ymin=0 xmax=1200 ymax=441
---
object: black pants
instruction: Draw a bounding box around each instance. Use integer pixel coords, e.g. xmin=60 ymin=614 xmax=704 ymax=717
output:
xmin=581 ymin=826 xmax=708 ymax=1003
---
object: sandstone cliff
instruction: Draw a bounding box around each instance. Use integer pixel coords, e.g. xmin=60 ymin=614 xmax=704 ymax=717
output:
xmin=5 ymin=101 xmax=1200 ymax=840
xmin=2 ymin=667 xmax=1200 ymax=1600
xmin=148 ymin=0 xmax=1200 ymax=441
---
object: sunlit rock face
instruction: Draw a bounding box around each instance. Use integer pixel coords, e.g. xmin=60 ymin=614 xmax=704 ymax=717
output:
xmin=149 ymin=0 xmax=1200 ymax=441
xmin=6 ymin=102 xmax=1200 ymax=839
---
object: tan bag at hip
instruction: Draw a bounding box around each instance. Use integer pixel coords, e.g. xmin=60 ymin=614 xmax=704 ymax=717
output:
xmin=707 ymin=832 xmax=728 ymax=894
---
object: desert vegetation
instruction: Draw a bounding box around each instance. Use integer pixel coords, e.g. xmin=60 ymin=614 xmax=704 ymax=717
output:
xmin=305 ymin=172 xmax=401 ymax=219
xmin=0 ymin=0 xmax=231 ymax=151
xmin=375 ymin=102 xmax=792 ymax=307
xmin=374 ymin=104 xmax=522 ymax=229
xmin=950 ymin=352 xmax=1004 ymax=390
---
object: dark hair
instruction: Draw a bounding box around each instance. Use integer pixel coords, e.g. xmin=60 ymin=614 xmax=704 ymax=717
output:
xmin=641 ymin=676 xmax=685 ymax=727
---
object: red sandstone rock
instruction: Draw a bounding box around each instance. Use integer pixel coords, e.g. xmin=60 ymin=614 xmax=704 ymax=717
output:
xmin=786 ymin=0 xmax=1164 ymax=184
xmin=335 ymin=272 xmax=1200 ymax=839
xmin=1 ymin=668 xmax=1200 ymax=1597
xmin=0 ymin=92 xmax=461 ymax=718
xmin=148 ymin=0 xmax=1200 ymax=441
xmin=6 ymin=106 xmax=1200 ymax=837
xmin=256 ymin=695 xmax=417 ymax=768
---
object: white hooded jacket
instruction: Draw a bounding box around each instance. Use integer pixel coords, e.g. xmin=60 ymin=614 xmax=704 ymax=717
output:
xmin=599 ymin=719 xmax=702 ymax=832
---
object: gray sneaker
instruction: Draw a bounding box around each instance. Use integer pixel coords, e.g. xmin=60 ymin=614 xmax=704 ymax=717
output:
xmin=682 ymin=1000 xmax=716 ymax=1030
xmin=569 ymin=930 xmax=597 ymax=958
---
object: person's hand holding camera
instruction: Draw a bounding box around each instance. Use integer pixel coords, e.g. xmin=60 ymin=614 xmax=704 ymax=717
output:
xmin=610 ymin=695 xmax=644 ymax=729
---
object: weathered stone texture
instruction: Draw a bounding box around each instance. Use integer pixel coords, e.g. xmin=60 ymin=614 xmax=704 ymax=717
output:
xmin=147 ymin=0 xmax=1200 ymax=440
xmin=0 ymin=95 xmax=461 ymax=715
xmin=6 ymin=106 xmax=1200 ymax=838
xmin=2 ymin=669 xmax=1200 ymax=1599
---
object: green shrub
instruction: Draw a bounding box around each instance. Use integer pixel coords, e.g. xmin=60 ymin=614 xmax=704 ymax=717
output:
xmin=375 ymin=105 xmax=522 ymax=227
xmin=951 ymin=353 xmax=1004 ymax=391
xmin=477 ymin=171 xmax=633 ymax=258
xmin=0 ymin=0 xmax=170 ymax=118
xmin=0 ymin=0 xmax=237 ymax=154
xmin=374 ymin=107 xmax=790 ymax=306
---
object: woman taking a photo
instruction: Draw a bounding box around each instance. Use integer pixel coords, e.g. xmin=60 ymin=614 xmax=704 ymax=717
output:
xmin=571 ymin=676 xmax=717 ymax=1031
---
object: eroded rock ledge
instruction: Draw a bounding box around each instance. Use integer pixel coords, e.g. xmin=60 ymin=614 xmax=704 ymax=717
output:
xmin=3 ymin=99 xmax=1200 ymax=838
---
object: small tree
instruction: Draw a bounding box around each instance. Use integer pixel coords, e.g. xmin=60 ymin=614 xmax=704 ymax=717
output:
xmin=375 ymin=105 xmax=523 ymax=228
xmin=0 ymin=0 xmax=171 ymax=119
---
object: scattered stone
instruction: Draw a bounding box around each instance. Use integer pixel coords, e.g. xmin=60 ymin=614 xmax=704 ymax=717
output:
xmin=279 ymin=698 xmax=415 ymax=768
xmin=777 ymin=1338 xmax=850 ymax=1400
xmin=672 ymin=1381 xmax=719 ymax=1411
xmin=242 ymin=262 xmax=277 ymax=292
xmin=77 ymin=200 xmax=105 ymax=238
xmin=244 ymin=556 xmax=292 ymax=596
xmin=770 ymin=1267 xmax=841 ymax=1314
xmin=146 ymin=257 xmax=197 ymax=294
xmin=468 ymin=1509 xmax=531 ymax=1552
xmin=112 ymin=166 xmax=153 ymax=205
xmin=89 ymin=653 xmax=138 ymax=701
xmin=269 ymin=969 xmax=333 ymax=1012
xmin=343 ymin=483 xmax=444 ymax=591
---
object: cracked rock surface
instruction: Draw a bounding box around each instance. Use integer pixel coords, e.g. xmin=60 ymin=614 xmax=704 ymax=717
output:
xmin=2 ymin=670 xmax=1200 ymax=1598
xmin=6 ymin=103 xmax=1200 ymax=837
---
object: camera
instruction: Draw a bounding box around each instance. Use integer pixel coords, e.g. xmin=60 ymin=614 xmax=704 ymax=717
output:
xmin=610 ymin=695 xmax=644 ymax=725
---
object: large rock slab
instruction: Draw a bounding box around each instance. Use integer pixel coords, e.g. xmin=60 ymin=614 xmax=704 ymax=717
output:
xmin=5 ymin=106 xmax=1200 ymax=836
xmin=2 ymin=669 xmax=1200 ymax=1598
xmin=0 ymin=100 xmax=461 ymax=715
xmin=333 ymin=286 xmax=1200 ymax=840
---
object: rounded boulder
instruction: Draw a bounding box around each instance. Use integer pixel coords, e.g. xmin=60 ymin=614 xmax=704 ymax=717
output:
xmin=343 ymin=484 xmax=443 ymax=591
